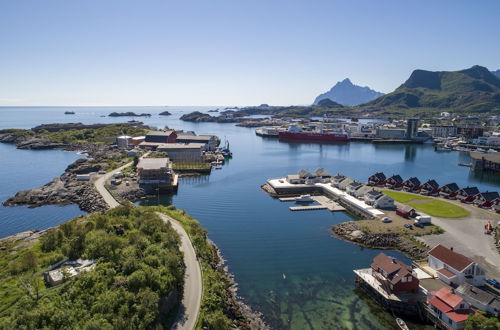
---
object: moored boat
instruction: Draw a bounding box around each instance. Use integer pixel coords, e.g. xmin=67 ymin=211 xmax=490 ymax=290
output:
xmin=278 ymin=125 xmax=349 ymax=142
xmin=294 ymin=194 xmax=314 ymax=202
xmin=395 ymin=318 xmax=409 ymax=330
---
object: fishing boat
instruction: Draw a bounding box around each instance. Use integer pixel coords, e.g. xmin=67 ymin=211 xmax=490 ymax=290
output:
xmin=395 ymin=318 xmax=409 ymax=330
xmin=294 ymin=194 xmax=314 ymax=202
xmin=458 ymin=162 xmax=472 ymax=167
xmin=64 ymin=111 xmax=75 ymax=114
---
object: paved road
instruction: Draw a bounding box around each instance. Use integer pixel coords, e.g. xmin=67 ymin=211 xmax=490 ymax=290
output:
xmin=93 ymin=161 xmax=202 ymax=330
xmin=93 ymin=162 xmax=132 ymax=208
xmin=158 ymin=213 xmax=202 ymax=330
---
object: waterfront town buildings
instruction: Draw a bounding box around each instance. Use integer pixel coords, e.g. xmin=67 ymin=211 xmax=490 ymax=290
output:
xmin=371 ymin=253 xmax=419 ymax=294
xmin=426 ymin=287 xmax=477 ymax=330
xmin=455 ymin=282 xmax=500 ymax=317
xmin=157 ymin=143 xmax=206 ymax=162
xmin=470 ymin=151 xmax=500 ymax=172
xmin=136 ymin=158 xmax=174 ymax=190
xmin=427 ymin=244 xmax=485 ymax=287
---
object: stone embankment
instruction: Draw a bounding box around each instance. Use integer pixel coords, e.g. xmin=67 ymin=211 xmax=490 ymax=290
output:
xmin=331 ymin=221 xmax=428 ymax=260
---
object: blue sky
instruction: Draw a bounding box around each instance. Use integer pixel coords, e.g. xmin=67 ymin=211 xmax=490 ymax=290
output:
xmin=0 ymin=0 xmax=499 ymax=106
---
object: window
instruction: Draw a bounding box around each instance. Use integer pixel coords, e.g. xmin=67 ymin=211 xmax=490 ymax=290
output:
xmin=407 ymin=276 xmax=412 ymax=282
xmin=402 ymin=277 xmax=407 ymax=283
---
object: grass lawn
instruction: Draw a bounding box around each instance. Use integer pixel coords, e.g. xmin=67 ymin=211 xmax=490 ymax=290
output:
xmin=382 ymin=190 xmax=430 ymax=203
xmin=408 ymin=200 xmax=469 ymax=218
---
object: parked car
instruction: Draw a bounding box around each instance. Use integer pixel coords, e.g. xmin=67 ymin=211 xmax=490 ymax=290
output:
xmin=381 ymin=217 xmax=392 ymax=223
xmin=404 ymin=224 xmax=413 ymax=230
xmin=485 ymin=278 xmax=500 ymax=288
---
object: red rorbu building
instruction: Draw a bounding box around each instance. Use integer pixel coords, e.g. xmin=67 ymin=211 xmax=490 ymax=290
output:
xmin=420 ymin=179 xmax=440 ymax=196
xmin=426 ymin=287 xmax=478 ymax=330
xmin=457 ymin=187 xmax=480 ymax=204
xmin=368 ymin=172 xmax=386 ymax=186
xmin=396 ymin=205 xmax=417 ymax=218
xmin=439 ymin=183 xmax=460 ymax=199
xmin=371 ymin=253 xmax=419 ymax=294
xmin=385 ymin=174 xmax=404 ymax=190
xmin=403 ymin=177 xmax=421 ymax=192
xmin=473 ymin=191 xmax=500 ymax=208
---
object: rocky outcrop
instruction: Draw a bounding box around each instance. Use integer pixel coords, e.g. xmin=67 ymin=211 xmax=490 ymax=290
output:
xmin=179 ymin=111 xmax=241 ymax=123
xmin=3 ymin=172 xmax=107 ymax=213
xmin=109 ymin=112 xmax=151 ymax=117
xmin=159 ymin=111 xmax=171 ymax=116
xmin=331 ymin=221 xmax=428 ymax=260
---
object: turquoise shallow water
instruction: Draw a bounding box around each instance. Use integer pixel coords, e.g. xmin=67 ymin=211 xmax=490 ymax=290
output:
xmin=2 ymin=106 xmax=500 ymax=328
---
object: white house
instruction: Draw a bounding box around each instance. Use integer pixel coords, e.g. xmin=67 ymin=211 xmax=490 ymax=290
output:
xmin=353 ymin=185 xmax=372 ymax=199
xmin=427 ymin=287 xmax=476 ymax=330
xmin=364 ymin=190 xmax=382 ymax=205
xmin=346 ymin=181 xmax=363 ymax=195
xmin=373 ymin=194 xmax=395 ymax=210
xmin=428 ymin=244 xmax=485 ymax=287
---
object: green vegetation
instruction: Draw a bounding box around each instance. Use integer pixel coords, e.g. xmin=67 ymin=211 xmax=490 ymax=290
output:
xmin=42 ymin=125 xmax=148 ymax=144
xmin=147 ymin=151 xmax=168 ymax=158
xmin=0 ymin=128 xmax=35 ymax=137
xmin=153 ymin=206 xmax=235 ymax=329
xmin=381 ymin=190 xmax=468 ymax=218
xmin=172 ymin=162 xmax=212 ymax=171
xmin=381 ymin=190 xmax=431 ymax=203
xmin=1 ymin=124 xmax=148 ymax=144
xmin=407 ymin=200 xmax=469 ymax=218
xmin=0 ymin=206 xmax=185 ymax=329
xmin=465 ymin=314 xmax=500 ymax=329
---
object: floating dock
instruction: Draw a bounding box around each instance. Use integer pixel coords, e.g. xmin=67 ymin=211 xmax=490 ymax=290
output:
xmin=289 ymin=205 xmax=328 ymax=211
xmin=281 ymin=195 xmax=346 ymax=212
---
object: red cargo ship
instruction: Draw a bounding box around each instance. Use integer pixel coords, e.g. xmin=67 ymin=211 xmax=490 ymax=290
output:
xmin=278 ymin=125 xmax=349 ymax=142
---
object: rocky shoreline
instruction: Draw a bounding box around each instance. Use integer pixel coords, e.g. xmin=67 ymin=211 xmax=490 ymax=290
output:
xmin=208 ymin=240 xmax=269 ymax=329
xmin=331 ymin=221 xmax=429 ymax=260
xmin=0 ymin=134 xmax=129 ymax=213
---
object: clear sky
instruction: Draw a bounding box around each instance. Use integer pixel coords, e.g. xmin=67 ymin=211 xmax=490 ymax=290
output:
xmin=0 ymin=0 xmax=499 ymax=106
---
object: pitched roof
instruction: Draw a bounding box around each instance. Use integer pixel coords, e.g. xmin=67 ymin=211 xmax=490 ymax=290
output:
xmin=146 ymin=130 xmax=176 ymax=136
xmin=398 ymin=205 xmax=415 ymax=213
xmin=423 ymin=179 xmax=439 ymax=189
xmin=460 ymin=186 xmax=480 ymax=196
xmin=315 ymin=168 xmax=332 ymax=177
xmin=428 ymin=245 xmax=474 ymax=272
xmin=298 ymin=169 xmax=316 ymax=178
xmin=456 ymin=282 xmax=498 ymax=306
xmin=477 ymin=191 xmax=500 ymax=201
xmin=348 ymin=181 xmax=363 ymax=188
xmin=404 ymin=177 xmax=421 ymax=186
xmin=433 ymin=287 xmax=464 ymax=309
xmin=366 ymin=189 xmax=382 ymax=198
xmin=441 ymin=183 xmax=460 ymax=192
xmin=370 ymin=172 xmax=386 ymax=180
xmin=371 ymin=253 xmax=414 ymax=285
xmin=388 ymin=174 xmax=403 ymax=183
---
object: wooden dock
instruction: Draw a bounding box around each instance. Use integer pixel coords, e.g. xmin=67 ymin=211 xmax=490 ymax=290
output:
xmin=289 ymin=205 xmax=328 ymax=211
xmin=282 ymin=195 xmax=346 ymax=212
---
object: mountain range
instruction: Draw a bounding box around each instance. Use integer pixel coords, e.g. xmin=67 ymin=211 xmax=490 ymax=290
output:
xmin=313 ymin=78 xmax=384 ymax=106
xmin=492 ymin=69 xmax=500 ymax=79
xmin=362 ymin=65 xmax=500 ymax=114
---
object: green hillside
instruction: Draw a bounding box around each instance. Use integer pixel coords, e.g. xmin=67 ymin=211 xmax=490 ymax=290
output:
xmin=361 ymin=65 xmax=500 ymax=114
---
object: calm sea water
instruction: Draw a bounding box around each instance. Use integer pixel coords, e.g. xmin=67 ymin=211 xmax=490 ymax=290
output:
xmin=2 ymin=106 xmax=500 ymax=329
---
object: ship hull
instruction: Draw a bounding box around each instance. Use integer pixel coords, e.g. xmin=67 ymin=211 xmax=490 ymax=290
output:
xmin=278 ymin=131 xmax=349 ymax=142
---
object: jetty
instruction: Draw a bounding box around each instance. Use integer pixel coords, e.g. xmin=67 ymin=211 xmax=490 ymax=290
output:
xmin=280 ymin=195 xmax=346 ymax=212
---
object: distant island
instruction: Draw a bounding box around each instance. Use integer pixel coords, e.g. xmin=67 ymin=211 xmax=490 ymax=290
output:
xmin=314 ymin=78 xmax=384 ymax=106
xmin=109 ymin=112 xmax=151 ymax=117
xmin=159 ymin=110 xmax=171 ymax=116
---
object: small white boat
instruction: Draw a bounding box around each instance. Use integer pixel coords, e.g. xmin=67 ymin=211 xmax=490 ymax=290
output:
xmin=282 ymin=273 xmax=286 ymax=279
xmin=396 ymin=318 xmax=409 ymax=330
xmin=487 ymin=148 xmax=498 ymax=153
xmin=476 ymin=148 xmax=486 ymax=152
xmin=294 ymin=194 xmax=314 ymax=202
